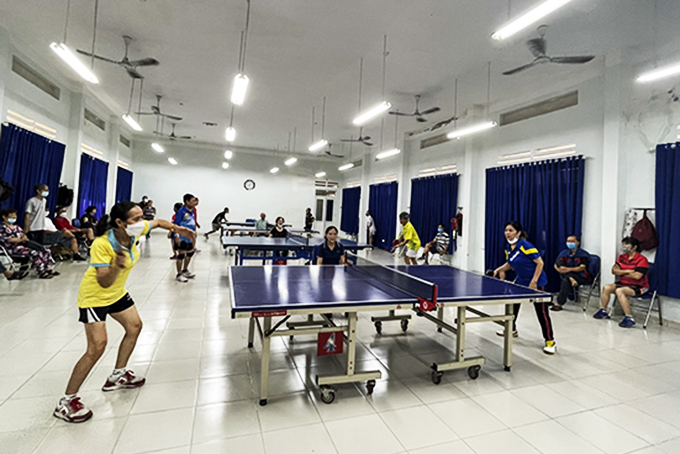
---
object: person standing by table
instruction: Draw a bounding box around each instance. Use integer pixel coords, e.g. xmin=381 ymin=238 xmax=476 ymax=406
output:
xmin=204 ymin=207 xmax=229 ymax=240
xmin=304 ymin=208 xmax=315 ymax=232
xmin=366 ymin=210 xmax=376 ymax=246
xmin=53 ymin=201 xmax=196 ymax=423
xmin=391 ymin=212 xmax=421 ymax=265
xmin=173 ymin=194 xmax=199 ymax=282
xmin=493 ymin=221 xmax=556 ymax=355
xmin=270 ymin=216 xmax=289 ymax=264
xmin=316 ymin=226 xmax=346 ymax=265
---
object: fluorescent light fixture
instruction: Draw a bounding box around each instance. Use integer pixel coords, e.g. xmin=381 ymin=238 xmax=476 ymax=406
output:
xmin=637 ymin=62 xmax=680 ymax=83
xmin=447 ymin=121 xmax=497 ymax=140
xmin=376 ymin=148 xmax=401 ymax=160
xmin=225 ymin=126 xmax=236 ymax=142
xmin=50 ymin=42 xmax=99 ymax=84
xmin=315 ymin=171 xmax=327 ymax=178
xmin=168 ymin=157 xmax=178 ymax=165
xmin=151 ymin=143 xmax=165 ymax=153
xmin=230 ymin=73 xmax=250 ymax=105
xmin=222 ymin=162 xmax=230 ymax=169
xmin=492 ymin=0 xmax=574 ymax=41
xmin=353 ymin=101 xmax=391 ymax=126
xmin=122 ymin=114 xmax=143 ymax=131
xmin=339 ymin=163 xmax=355 ymax=171
xmin=308 ymin=139 xmax=328 ymax=152
xmin=285 ymin=157 xmax=298 ymax=166
xmin=270 ymin=167 xmax=280 ymax=174
xmin=224 ymin=149 xmax=233 ymax=159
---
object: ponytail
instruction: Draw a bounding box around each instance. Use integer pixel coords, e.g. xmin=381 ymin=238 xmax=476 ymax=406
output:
xmin=94 ymin=201 xmax=139 ymax=237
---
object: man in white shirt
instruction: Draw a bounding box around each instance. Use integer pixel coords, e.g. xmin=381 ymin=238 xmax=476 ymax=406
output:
xmin=366 ymin=210 xmax=376 ymax=245
xmin=42 ymin=206 xmax=87 ymax=261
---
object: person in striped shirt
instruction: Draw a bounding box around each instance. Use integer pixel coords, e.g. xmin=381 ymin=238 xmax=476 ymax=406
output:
xmin=419 ymin=224 xmax=450 ymax=264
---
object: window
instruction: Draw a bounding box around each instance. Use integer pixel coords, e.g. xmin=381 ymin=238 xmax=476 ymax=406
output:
xmin=374 ymin=174 xmax=397 ymax=184
xmin=346 ymin=181 xmax=361 ymax=188
xmin=497 ymin=144 xmax=576 ymax=165
xmin=81 ymin=143 xmax=104 ymax=159
xmin=325 ymin=200 xmax=334 ymax=222
xmin=6 ymin=109 xmax=57 ymax=140
xmin=418 ymin=165 xmax=457 ymax=177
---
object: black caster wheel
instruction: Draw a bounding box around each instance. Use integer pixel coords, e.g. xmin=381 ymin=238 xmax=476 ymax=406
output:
xmin=320 ymin=386 xmax=336 ymax=404
xmin=247 ymin=342 xmax=254 ymax=348
xmin=437 ymin=327 xmax=443 ymax=333
xmin=504 ymin=365 xmax=511 ymax=372
xmin=366 ymin=380 xmax=376 ymax=395
xmin=259 ymin=399 xmax=267 ymax=406
xmin=401 ymin=319 xmax=409 ymax=332
xmin=431 ymin=370 xmax=443 ymax=385
xmin=467 ymin=365 xmax=481 ymax=380
xmin=374 ymin=321 xmax=383 ymax=335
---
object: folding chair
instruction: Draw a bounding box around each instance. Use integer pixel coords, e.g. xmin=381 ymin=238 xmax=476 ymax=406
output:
xmin=580 ymin=254 xmax=601 ymax=311
xmin=629 ymin=263 xmax=662 ymax=329
xmin=0 ymin=245 xmax=30 ymax=272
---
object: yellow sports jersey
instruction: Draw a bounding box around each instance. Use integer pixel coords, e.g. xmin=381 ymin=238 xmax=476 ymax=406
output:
xmin=77 ymin=221 xmax=151 ymax=308
xmin=402 ymin=221 xmax=421 ymax=251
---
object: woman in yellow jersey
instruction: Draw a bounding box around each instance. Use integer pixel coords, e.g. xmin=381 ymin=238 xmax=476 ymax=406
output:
xmin=54 ymin=202 xmax=196 ymax=423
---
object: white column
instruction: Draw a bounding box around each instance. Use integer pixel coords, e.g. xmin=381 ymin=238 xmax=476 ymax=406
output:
xmin=63 ymin=90 xmax=85 ymax=218
xmin=106 ymin=116 xmax=122 ymax=209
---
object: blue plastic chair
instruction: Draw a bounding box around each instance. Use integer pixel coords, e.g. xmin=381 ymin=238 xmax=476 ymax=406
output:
xmin=580 ymin=254 xmax=601 ymax=311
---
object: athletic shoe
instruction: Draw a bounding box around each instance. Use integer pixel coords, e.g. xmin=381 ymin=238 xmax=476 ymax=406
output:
xmin=543 ymin=340 xmax=557 ymax=355
xmin=496 ymin=329 xmax=519 ymax=338
xmin=73 ymin=254 xmax=87 ymax=262
xmin=619 ymin=316 xmax=636 ymax=328
xmin=550 ymin=304 xmax=564 ymax=312
xmin=204 ymin=233 xmax=209 ymax=240
xmin=170 ymin=255 xmax=179 ymax=260
xmin=593 ymin=308 xmax=610 ymax=319
xmin=182 ymin=270 xmax=195 ymax=279
xmin=176 ymin=273 xmax=189 ymax=283
xmin=6 ymin=270 xmax=29 ymax=281
xmin=53 ymin=396 xmax=93 ymax=423
xmin=102 ymin=370 xmax=146 ymax=392
xmin=49 ymin=270 xmax=61 ymax=276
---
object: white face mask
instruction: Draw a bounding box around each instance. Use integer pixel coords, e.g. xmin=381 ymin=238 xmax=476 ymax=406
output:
xmin=125 ymin=221 xmax=146 ymax=237
xmin=507 ymin=237 xmax=519 ymax=245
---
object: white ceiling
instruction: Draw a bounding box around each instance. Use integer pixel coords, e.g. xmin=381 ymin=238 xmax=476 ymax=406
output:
xmin=1 ymin=0 xmax=680 ymax=154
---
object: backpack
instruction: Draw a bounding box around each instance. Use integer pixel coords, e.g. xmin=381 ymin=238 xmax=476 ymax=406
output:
xmin=0 ymin=179 xmax=14 ymax=202
xmin=57 ymin=184 xmax=74 ymax=207
xmin=631 ymin=211 xmax=658 ymax=251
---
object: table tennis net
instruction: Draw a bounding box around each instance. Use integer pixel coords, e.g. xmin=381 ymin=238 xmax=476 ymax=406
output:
xmin=348 ymin=254 xmax=437 ymax=304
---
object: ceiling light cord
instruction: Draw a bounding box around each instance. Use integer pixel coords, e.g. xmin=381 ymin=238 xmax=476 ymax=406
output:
xmin=311 ymin=106 xmax=315 ymax=142
xmin=229 ymin=105 xmax=235 ymax=128
xmin=63 ymin=0 xmax=71 ymax=43
xmin=127 ymin=79 xmax=135 ymax=115
xmin=381 ymin=35 xmax=388 ymax=99
xmin=486 ymin=61 xmax=492 ymax=119
xmin=293 ymin=127 xmax=297 ymax=152
xmin=321 ymin=96 xmax=326 ymax=139
xmin=240 ymin=0 xmax=251 ymax=73
xmin=393 ymin=114 xmax=399 ymax=148
xmin=137 ymin=77 xmax=144 ymax=122
xmin=90 ymin=0 xmax=99 ymax=69
xmin=453 ymin=78 xmax=458 ymax=128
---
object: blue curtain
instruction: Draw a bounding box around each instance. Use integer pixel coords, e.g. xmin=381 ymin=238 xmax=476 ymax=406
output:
xmin=340 ymin=187 xmax=361 ymax=235
xmin=410 ymin=174 xmax=459 ymax=253
xmin=368 ymin=181 xmax=398 ymax=250
xmin=78 ymin=154 xmax=109 ymax=218
xmin=0 ymin=123 xmax=66 ymax=223
xmin=115 ymin=167 xmax=133 ymax=203
xmin=485 ymin=156 xmax=585 ymax=291
xmin=655 ymin=143 xmax=680 ymax=298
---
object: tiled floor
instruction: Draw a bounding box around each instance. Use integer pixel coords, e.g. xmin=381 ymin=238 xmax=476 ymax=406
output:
xmin=1 ymin=235 xmax=679 ymax=454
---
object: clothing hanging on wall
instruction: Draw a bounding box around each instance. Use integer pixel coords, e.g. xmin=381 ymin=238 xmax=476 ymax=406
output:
xmin=631 ymin=209 xmax=658 ymax=250
xmin=622 ymin=209 xmax=640 ymax=238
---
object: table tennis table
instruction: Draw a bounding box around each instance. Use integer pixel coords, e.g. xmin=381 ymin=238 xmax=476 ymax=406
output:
xmin=229 ymin=258 xmax=552 ymax=405
xmin=224 ymin=226 xmax=320 ymax=235
xmin=222 ymin=235 xmax=372 ymax=265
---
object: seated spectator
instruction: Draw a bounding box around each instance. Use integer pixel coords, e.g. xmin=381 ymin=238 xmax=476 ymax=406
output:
xmin=54 ymin=206 xmax=94 ymax=243
xmin=43 ymin=208 xmax=87 ymax=261
xmin=0 ymin=208 xmax=57 ymax=278
xmin=0 ymin=260 xmax=29 ymax=281
xmin=418 ymin=224 xmax=450 ymax=264
xmin=255 ymin=212 xmax=268 ymax=230
xmin=593 ymin=237 xmax=648 ymax=328
xmin=80 ymin=206 xmax=98 ymax=231
xmin=552 ymin=235 xmax=591 ymax=311
xmin=143 ymin=200 xmax=157 ymax=239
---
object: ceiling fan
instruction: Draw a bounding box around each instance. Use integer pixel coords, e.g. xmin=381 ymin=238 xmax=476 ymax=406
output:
xmin=77 ymin=35 xmax=159 ymax=79
xmin=324 ymin=144 xmax=345 ymax=159
xmin=389 ymin=95 xmax=440 ymax=122
xmin=502 ymin=25 xmax=596 ymax=76
xmin=136 ymin=95 xmax=182 ymax=121
xmin=340 ymin=134 xmax=373 ymax=146
xmin=154 ymin=123 xmax=192 ymax=141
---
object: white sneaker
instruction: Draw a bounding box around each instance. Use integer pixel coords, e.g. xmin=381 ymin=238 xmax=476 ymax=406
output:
xmin=496 ymin=329 xmax=519 ymax=338
xmin=102 ymin=370 xmax=146 ymax=391
xmin=182 ymin=270 xmax=195 ymax=279
xmin=543 ymin=340 xmax=557 ymax=355
xmin=53 ymin=396 xmax=93 ymax=423
xmin=176 ymin=273 xmax=189 ymax=283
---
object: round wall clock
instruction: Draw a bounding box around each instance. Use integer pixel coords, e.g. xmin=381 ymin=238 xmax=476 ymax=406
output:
xmin=244 ymin=179 xmax=256 ymax=191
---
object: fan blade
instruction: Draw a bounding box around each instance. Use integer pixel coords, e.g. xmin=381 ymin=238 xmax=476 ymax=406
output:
xmin=178 ymin=136 xmax=192 ymax=140
xmin=135 ymin=112 xmax=155 ymax=116
xmin=76 ymin=49 xmax=120 ymax=64
xmin=416 ymin=117 xmax=429 ymax=123
xmin=362 ymin=141 xmax=374 ymax=146
xmin=502 ymin=61 xmax=539 ymax=76
xmin=360 ymin=136 xmax=371 ymax=141
xmin=163 ymin=114 xmax=183 ymax=121
xmin=127 ymin=57 xmax=160 ymax=67
xmin=340 ymin=139 xmax=358 ymax=142
xmin=388 ymin=111 xmax=414 ymax=116
xmin=151 ymin=105 xmax=161 ymax=114
xmin=420 ymin=107 xmax=441 ymax=116
xmin=125 ymin=67 xmax=144 ymax=79
xmin=527 ymin=38 xmax=546 ymax=58
xmin=551 ymin=56 xmax=596 ymax=64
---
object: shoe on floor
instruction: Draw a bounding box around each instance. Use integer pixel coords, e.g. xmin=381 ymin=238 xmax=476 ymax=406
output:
xmin=53 ymin=396 xmax=93 ymax=423
xmin=73 ymin=254 xmax=87 ymax=262
xmin=496 ymin=329 xmax=519 ymax=338
xmin=619 ymin=316 xmax=636 ymax=328
xmin=550 ymin=304 xmax=563 ymax=312
xmin=204 ymin=233 xmax=209 ymax=240
xmin=175 ymin=273 xmax=189 ymax=283
xmin=543 ymin=340 xmax=557 ymax=355
xmin=102 ymin=370 xmax=146 ymax=392
xmin=182 ymin=270 xmax=195 ymax=279
xmin=170 ymin=255 xmax=179 ymax=260
xmin=593 ymin=308 xmax=610 ymax=319
xmin=6 ymin=270 xmax=29 ymax=281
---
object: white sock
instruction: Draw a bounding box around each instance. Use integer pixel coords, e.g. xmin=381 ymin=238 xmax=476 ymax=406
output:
xmin=60 ymin=394 xmax=77 ymax=404
xmin=112 ymin=368 xmax=126 ymax=377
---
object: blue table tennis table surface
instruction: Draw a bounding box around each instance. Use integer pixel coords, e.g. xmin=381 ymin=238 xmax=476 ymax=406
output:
xmin=230 ymin=265 xmax=551 ymax=316
xmin=222 ymin=236 xmax=371 ymax=250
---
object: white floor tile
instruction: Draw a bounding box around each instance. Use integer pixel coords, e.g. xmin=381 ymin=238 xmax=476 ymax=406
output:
xmin=144 ymin=358 xmax=200 ymax=383
xmin=380 ymin=405 xmax=458 ymax=450
xmin=262 ymin=423 xmax=338 ymax=454
xmin=192 ymin=401 xmax=260 ymax=445
xmin=429 ymin=398 xmax=506 ymax=438
xmin=130 ymin=379 xmax=197 ymax=414
xmin=594 ymin=404 xmax=680 ymax=444
xmin=511 ymin=384 xmax=586 ymax=418
xmin=0 ymin=396 xmax=57 ymax=433
xmin=256 ymin=392 xmax=321 ymax=432
xmin=114 ymin=407 xmax=194 ymax=454
xmin=35 ymin=417 xmax=127 ymax=454
xmin=472 ymin=390 xmax=549 ymax=427
xmin=557 ymin=411 xmax=649 ymax=454
xmin=192 ymin=433 xmax=265 ymax=454
xmin=514 ymin=420 xmax=605 ymax=454
xmin=325 ymin=413 xmax=404 ymax=454
xmin=408 ymin=440 xmax=476 ymax=454
xmin=465 ymin=429 xmax=541 ymax=454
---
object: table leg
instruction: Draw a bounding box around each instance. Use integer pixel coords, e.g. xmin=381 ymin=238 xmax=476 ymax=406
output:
xmin=259 ymin=317 xmax=271 ymax=406
xmin=503 ymin=303 xmax=513 ymax=371
xmin=456 ymin=306 xmax=465 ymax=362
xmin=247 ymin=317 xmax=255 ymax=348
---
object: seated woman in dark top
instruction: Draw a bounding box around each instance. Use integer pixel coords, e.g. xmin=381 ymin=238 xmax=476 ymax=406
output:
xmin=269 ymin=216 xmax=288 ymax=264
xmin=316 ymin=226 xmax=346 ymax=265
xmin=80 ymin=206 xmax=98 ymax=230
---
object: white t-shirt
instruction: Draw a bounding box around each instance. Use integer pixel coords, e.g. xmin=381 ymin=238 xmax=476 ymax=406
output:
xmin=25 ymin=197 xmax=46 ymax=231
xmin=44 ymin=215 xmax=57 ymax=232
xmin=366 ymin=215 xmax=376 ymax=234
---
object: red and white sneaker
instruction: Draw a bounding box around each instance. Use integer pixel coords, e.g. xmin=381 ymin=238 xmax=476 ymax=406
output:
xmin=102 ymin=370 xmax=146 ymax=392
xmin=53 ymin=397 xmax=93 ymax=423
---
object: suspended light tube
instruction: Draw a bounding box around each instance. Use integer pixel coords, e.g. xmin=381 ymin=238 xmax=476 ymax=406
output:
xmin=222 ymin=162 xmax=230 ymax=169
xmin=151 ymin=143 xmax=165 ymax=153
xmin=50 ymin=42 xmax=99 ymax=84
xmin=308 ymin=139 xmax=328 ymax=152
xmin=376 ymin=148 xmax=401 ymax=160
xmin=122 ymin=114 xmax=143 ymax=132
xmin=224 ymin=150 xmax=233 ymax=159
xmin=270 ymin=167 xmax=280 ymax=174
xmin=230 ymin=73 xmax=250 ymax=105
xmin=285 ymin=157 xmax=298 ymax=166
xmin=225 ymin=126 xmax=236 ymax=142
xmin=447 ymin=121 xmax=497 ymax=140
xmin=315 ymin=171 xmax=327 ymax=178
xmin=168 ymin=157 xmax=178 ymax=165
xmin=353 ymin=101 xmax=391 ymax=126
xmin=491 ymin=0 xmax=575 ymax=41
xmin=339 ymin=163 xmax=354 ymax=171
xmin=637 ymin=62 xmax=680 ymax=83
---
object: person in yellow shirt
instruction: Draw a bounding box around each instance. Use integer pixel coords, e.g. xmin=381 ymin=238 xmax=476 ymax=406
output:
xmin=391 ymin=212 xmax=421 ymax=265
xmin=54 ymin=201 xmax=196 ymax=423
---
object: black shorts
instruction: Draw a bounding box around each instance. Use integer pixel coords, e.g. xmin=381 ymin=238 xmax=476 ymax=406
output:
xmin=178 ymin=241 xmax=194 ymax=251
xmin=79 ymin=293 xmax=135 ymax=323
xmin=615 ymin=283 xmax=648 ymax=296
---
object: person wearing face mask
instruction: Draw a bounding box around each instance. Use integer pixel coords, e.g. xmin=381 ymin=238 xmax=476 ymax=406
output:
xmin=173 ymin=194 xmax=199 ymax=282
xmin=552 ymin=235 xmax=592 ymax=311
xmin=1 ymin=208 xmax=57 ymax=278
xmin=593 ymin=237 xmax=649 ymax=328
xmin=418 ymin=224 xmax=450 ymax=265
xmin=493 ymin=221 xmax=556 ymax=355
xmin=24 ymin=183 xmax=50 ymax=244
xmin=54 ymin=206 xmax=95 ymax=243
xmin=80 ymin=206 xmax=98 ymax=231
xmin=54 ymin=201 xmax=195 ymax=423
xmin=366 ymin=210 xmax=376 ymax=246
xmin=43 ymin=207 xmax=87 ymax=261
